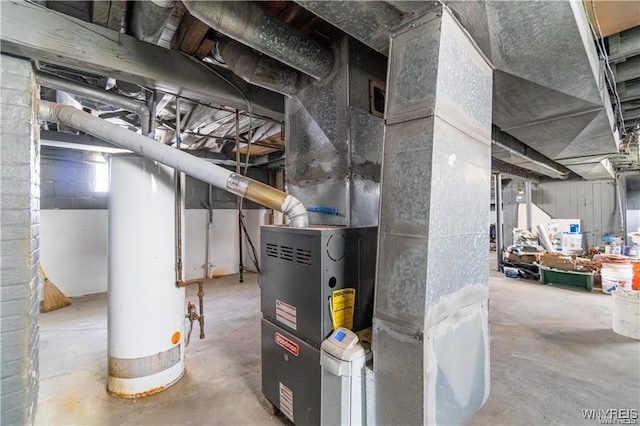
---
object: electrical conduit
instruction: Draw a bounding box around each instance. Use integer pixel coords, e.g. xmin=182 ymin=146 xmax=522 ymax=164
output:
xmin=38 ymin=101 xmax=309 ymax=227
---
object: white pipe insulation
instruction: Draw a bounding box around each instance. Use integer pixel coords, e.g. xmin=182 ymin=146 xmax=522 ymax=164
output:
xmin=37 ymin=73 xmax=151 ymax=137
xmin=38 ymin=101 xmax=309 ymax=227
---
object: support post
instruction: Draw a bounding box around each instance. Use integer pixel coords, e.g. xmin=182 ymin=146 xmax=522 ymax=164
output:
xmin=495 ymin=174 xmax=504 ymax=271
xmin=235 ymin=110 xmax=244 ymax=283
xmin=525 ymin=180 xmax=533 ymax=232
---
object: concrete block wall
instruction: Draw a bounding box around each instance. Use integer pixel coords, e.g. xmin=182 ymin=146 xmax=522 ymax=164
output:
xmin=40 ymin=147 xmax=107 ymax=209
xmin=38 ymin=146 xmax=275 ymax=296
xmin=1 ymin=55 xmax=40 ymax=426
xmin=40 ymin=146 xmax=270 ymax=210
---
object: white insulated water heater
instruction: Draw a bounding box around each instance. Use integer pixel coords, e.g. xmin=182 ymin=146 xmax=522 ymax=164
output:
xmin=107 ymin=155 xmax=185 ymax=398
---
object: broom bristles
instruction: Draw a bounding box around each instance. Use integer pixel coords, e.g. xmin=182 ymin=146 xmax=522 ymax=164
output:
xmin=41 ymin=278 xmax=71 ymax=313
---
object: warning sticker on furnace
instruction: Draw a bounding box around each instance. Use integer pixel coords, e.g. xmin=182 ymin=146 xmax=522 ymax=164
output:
xmin=276 ymin=299 xmax=297 ymax=330
xmin=330 ymin=288 xmax=356 ymax=330
xmin=279 ymin=382 xmax=294 ymax=422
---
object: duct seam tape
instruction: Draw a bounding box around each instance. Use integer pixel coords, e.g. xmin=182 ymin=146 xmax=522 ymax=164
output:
xmin=226 ymin=173 xmax=249 ymax=196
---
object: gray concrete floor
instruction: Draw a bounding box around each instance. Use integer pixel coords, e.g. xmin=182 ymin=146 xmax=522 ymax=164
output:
xmin=36 ymin=265 xmax=639 ymax=425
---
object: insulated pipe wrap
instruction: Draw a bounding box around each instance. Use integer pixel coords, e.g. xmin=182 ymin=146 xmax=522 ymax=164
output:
xmin=38 ymin=101 xmax=309 ymax=228
xmin=37 ymin=73 xmax=151 ymax=136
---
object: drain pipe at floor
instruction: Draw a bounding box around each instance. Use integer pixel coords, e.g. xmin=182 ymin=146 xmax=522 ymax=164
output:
xmin=38 ymin=101 xmax=309 ymax=228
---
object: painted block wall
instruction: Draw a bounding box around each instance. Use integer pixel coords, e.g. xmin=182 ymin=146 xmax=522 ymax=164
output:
xmin=0 ymin=54 xmax=40 ymax=426
xmin=39 ymin=145 xmax=273 ymax=296
xmin=39 ymin=209 xmax=269 ymax=297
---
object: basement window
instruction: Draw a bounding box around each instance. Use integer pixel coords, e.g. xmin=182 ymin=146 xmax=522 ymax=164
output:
xmin=94 ymin=154 xmax=109 ymax=193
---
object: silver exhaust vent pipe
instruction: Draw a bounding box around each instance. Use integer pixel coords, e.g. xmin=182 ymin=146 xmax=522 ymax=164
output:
xmin=38 ymin=101 xmax=308 ymax=228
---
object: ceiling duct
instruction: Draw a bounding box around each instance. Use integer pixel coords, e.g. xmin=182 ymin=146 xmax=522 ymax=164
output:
xmin=182 ymin=0 xmax=334 ymax=80
xmin=491 ymin=125 xmax=571 ymax=180
xmin=216 ymin=39 xmax=299 ymax=97
xmin=294 ymin=1 xmax=403 ymax=54
xmin=292 ymin=1 xmax=620 ymax=180
xmin=129 ymin=1 xmax=175 ymax=45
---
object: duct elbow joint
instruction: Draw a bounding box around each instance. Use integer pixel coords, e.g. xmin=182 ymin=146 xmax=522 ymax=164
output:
xmin=282 ymin=195 xmax=308 ymax=228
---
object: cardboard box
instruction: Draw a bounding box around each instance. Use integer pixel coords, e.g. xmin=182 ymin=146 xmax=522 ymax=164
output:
xmin=506 ymin=252 xmax=540 ymax=264
xmin=538 ymin=253 xmax=576 ymax=271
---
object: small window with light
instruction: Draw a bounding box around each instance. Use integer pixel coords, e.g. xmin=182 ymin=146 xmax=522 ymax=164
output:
xmin=94 ymin=153 xmax=109 ymax=193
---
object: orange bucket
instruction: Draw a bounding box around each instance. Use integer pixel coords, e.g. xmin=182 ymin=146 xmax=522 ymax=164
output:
xmin=632 ymin=262 xmax=640 ymax=291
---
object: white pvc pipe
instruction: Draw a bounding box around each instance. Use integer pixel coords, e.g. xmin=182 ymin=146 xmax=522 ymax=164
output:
xmin=536 ymin=224 xmax=556 ymax=253
xmin=38 ymin=101 xmax=308 ymax=227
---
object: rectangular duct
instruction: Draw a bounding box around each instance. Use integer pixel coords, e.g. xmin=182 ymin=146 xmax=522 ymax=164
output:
xmin=285 ymin=37 xmax=387 ymax=226
xmin=373 ymin=7 xmax=492 ymax=424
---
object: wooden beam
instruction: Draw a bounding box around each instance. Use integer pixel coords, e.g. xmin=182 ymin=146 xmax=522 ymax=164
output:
xmin=106 ymin=0 xmax=127 ymax=32
xmin=585 ymin=0 xmax=640 ymax=38
xmin=91 ymin=1 xmax=110 ymax=27
xmin=195 ymin=38 xmax=216 ymax=60
xmin=92 ymin=0 xmax=126 ymax=31
xmin=172 ymin=12 xmax=209 ymax=54
xmin=0 ymin=0 xmax=283 ymax=120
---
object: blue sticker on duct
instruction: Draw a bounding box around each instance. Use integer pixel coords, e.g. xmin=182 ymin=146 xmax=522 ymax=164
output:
xmin=334 ymin=330 xmax=346 ymax=342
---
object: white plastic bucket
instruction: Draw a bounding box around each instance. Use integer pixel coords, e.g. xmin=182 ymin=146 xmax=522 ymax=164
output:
xmin=612 ymin=290 xmax=640 ymax=340
xmin=601 ymin=263 xmax=633 ymax=294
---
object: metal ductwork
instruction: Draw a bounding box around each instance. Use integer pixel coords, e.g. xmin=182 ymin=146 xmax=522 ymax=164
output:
xmin=149 ymin=0 xmax=175 ymax=7
xmin=285 ymin=36 xmax=386 ymax=227
xmin=468 ymin=1 xmax=619 ymax=180
xmin=292 ymin=1 xmax=620 ymax=180
xmin=294 ymin=1 xmax=403 ymax=54
xmin=491 ymin=125 xmax=571 ymax=180
xmin=38 ymin=101 xmax=309 ymax=228
xmin=182 ymin=0 xmax=333 ymax=80
xmin=216 ymin=39 xmax=299 ymax=97
xmin=130 ymin=1 xmax=176 ymax=45
xmin=37 ymin=73 xmax=151 ymax=136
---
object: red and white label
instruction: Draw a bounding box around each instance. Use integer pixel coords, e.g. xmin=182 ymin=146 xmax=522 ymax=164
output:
xmin=275 ymin=332 xmax=299 ymax=357
xmin=276 ymin=299 xmax=297 ymax=330
xmin=279 ymin=382 xmax=294 ymax=422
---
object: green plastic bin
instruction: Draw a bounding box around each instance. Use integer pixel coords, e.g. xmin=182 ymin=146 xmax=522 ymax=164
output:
xmin=539 ymin=266 xmax=594 ymax=292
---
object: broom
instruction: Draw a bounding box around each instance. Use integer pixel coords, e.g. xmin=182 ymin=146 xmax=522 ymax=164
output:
xmin=39 ymin=265 xmax=71 ymax=313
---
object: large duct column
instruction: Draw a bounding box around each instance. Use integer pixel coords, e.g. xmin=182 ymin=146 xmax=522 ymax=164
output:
xmin=107 ymin=155 xmax=185 ymax=398
xmin=286 ymin=36 xmax=386 ymax=226
xmin=373 ymin=7 xmax=492 ymax=424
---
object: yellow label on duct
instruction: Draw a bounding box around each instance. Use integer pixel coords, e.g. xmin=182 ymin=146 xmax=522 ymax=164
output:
xmin=330 ymin=288 xmax=356 ymax=330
